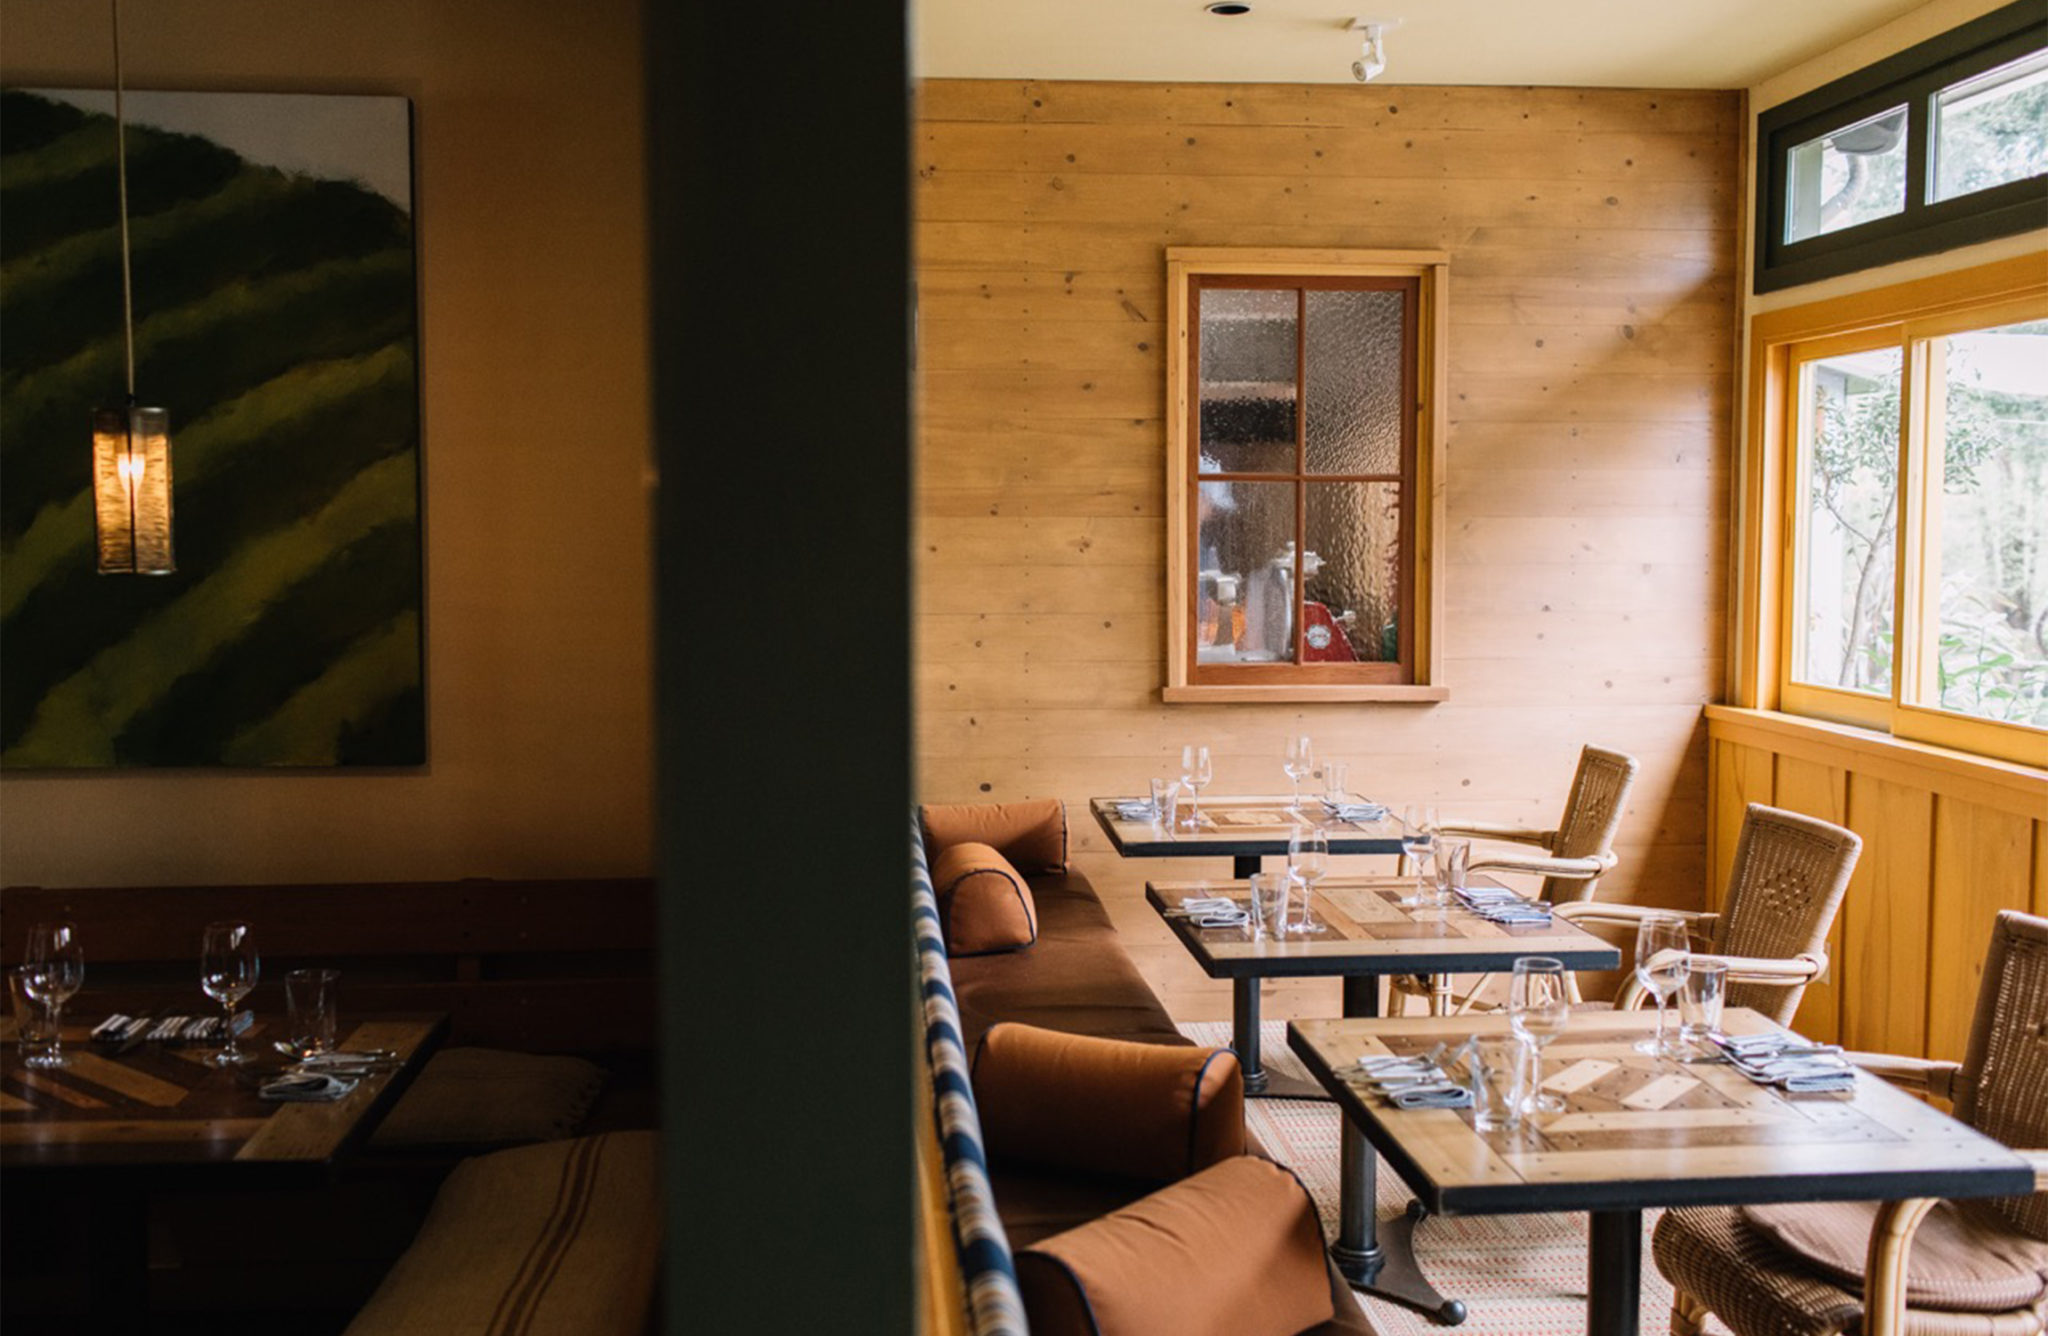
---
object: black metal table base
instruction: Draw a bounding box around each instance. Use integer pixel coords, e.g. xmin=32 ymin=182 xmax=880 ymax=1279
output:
xmin=1587 ymin=1209 xmax=1643 ymax=1336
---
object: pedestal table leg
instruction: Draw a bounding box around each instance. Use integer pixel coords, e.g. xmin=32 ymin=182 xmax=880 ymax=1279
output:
xmin=1587 ymin=1210 xmax=1642 ymax=1336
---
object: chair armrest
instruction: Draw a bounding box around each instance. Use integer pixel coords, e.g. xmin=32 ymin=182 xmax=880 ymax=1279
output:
xmin=1554 ymin=902 xmax=1719 ymax=930
xmin=1436 ymin=822 xmax=1556 ymax=849
xmin=971 ymin=1023 xmax=1243 ymax=1184
xmin=1700 ymin=951 xmax=1827 ymax=987
xmin=1846 ymin=1052 xmax=1962 ymax=1100
xmin=1466 ymin=851 xmax=1615 ymax=880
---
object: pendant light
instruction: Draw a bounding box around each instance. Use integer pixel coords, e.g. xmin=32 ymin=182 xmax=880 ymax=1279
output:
xmin=92 ymin=0 xmax=174 ymax=575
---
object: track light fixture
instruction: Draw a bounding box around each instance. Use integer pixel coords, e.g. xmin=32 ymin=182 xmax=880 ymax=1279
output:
xmin=1348 ymin=17 xmax=1399 ymax=83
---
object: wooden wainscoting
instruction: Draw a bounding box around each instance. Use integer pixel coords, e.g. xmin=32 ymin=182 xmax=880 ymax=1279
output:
xmin=1705 ymin=705 xmax=2047 ymax=1063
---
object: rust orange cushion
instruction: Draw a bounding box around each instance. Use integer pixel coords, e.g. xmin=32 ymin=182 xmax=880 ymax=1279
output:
xmin=1016 ymin=1155 xmax=1335 ymax=1336
xmin=932 ymin=842 xmax=1038 ymax=956
xmin=921 ymin=799 xmax=1068 ymax=873
xmin=972 ymin=1023 xmax=1243 ymax=1183
xmin=1740 ymin=1199 xmax=2048 ymax=1314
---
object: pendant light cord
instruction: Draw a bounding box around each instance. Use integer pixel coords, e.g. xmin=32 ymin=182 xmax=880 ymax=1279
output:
xmin=112 ymin=0 xmax=135 ymax=402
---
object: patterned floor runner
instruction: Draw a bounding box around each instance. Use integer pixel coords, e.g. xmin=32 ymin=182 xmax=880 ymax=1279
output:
xmin=1179 ymin=1020 xmax=1718 ymax=1335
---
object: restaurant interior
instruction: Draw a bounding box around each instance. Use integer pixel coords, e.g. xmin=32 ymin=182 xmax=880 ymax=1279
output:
xmin=0 ymin=0 xmax=2043 ymax=1333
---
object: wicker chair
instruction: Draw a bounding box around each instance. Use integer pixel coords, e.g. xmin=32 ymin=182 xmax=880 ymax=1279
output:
xmin=1394 ymin=745 xmax=1638 ymax=1015
xmin=1653 ymin=909 xmax=2048 ymax=1336
xmin=1557 ymin=802 xmax=1861 ymax=1017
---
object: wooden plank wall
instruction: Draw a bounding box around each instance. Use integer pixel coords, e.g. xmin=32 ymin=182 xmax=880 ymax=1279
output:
xmin=1707 ymin=707 xmax=2048 ymax=1062
xmin=914 ymin=80 xmax=1742 ymax=1020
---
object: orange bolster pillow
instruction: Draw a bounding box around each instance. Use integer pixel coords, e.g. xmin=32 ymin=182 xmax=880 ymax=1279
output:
xmin=921 ymin=799 xmax=1068 ymax=874
xmin=971 ymin=1024 xmax=1244 ymax=1183
xmin=931 ymin=842 xmax=1038 ymax=956
xmin=1017 ymin=1156 xmax=1336 ymax=1336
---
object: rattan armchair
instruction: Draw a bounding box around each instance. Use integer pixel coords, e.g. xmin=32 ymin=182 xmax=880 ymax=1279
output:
xmin=1557 ymin=802 xmax=1861 ymax=1017
xmin=1394 ymin=745 xmax=1638 ymax=1015
xmin=1653 ymin=909 xmax=2048 ymax=1336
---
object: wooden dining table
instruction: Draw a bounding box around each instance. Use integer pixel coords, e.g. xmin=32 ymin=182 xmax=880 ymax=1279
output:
xmin=1 ymin=1011 xmax=445 ymax=1331
xmin=1090 ymin=793 xmax=1407 ymax=878
xmin=1288 ymin=1008 xmax=2035 ymax=1335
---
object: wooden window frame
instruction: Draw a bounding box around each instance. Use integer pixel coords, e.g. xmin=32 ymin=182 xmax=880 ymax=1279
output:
xmin=1164 ymin=247 xmax=1448 ymax=704
xmin=1754 ymin=0 xmax=2047 ymax=294
xmin=1736 ymin=253 xmax=2048 ymax=768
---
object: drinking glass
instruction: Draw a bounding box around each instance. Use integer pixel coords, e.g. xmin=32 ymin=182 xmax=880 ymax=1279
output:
xmin=1469 ymin=1034 xmax=1529 ymax=1132
xmin=1286 ymin=822 xmax=1329 ymax=934
xmin=8 ymin=965 xmax=56 ymax=1066
xmin=286 ymin=968 xmax=340 ymax=1059
xmin=20 ymin=922 xmax=83 ymax=1070
xmin=1398 ymin=804 xmax=1438 ymax=906
xmin=1678 ymin=958 xmax=1729 ymax=1054
xmin=1509 ymin=957 xmax=1571 ymax=1113
xmin=1282 ymin=869 xmax=1321 ymax=936
xmin=1633 ymin=915 xmax=1691 ymax=1057
xmin=199 ymin=921 xmax=259 ymax=1067
xmin=1323 ymin=760 xmax=1349 ymax=805
xmin=1148 ymin=777 xmax=1181 ymax=831
xmin=1282 ymin=735 xmax=1315 ymax=811
xmin=1180 ymin=745 xmax=1213 ymax=829
xmin=1432 ymin=838 xmax=1470 ymax=910
xmin=1246 ymin=873 xmax=1282 ymax=939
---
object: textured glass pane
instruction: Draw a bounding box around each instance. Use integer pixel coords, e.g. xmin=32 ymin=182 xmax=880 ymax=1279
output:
xmin=1930 ymin=320 xmax=2048 ymax=726
xmin=1933 ymin=51 xmax=2048 ymax=203
xmin=1196 ymin=479 xmax=1296 ymax=663
xmin=1305 ymin=289 xmax=1404 ymax=476
xmin=1198 ymin=287 xmax=1296 ymax=474
xmin=1795 ymin=347 xmax=1901 ymax=695
xmin=1305 ymin=482 xmax=1401 ymax=664
xmin=1784 ymin=106 xmax=1907 ymax=243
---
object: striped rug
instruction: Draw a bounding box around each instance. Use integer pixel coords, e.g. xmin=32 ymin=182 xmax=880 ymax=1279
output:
xmin=1179 ymin=1021 xmax=1726 ymax=1336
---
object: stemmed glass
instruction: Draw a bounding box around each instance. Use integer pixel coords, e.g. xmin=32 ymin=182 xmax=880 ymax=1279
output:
xmin=1633 ymin=915 xmax=1691 ymax=1057
xmin=1282 ymin=735 xmax=1314 ymax=811
xmin=200 ymin=921 xmax=259 ymax=1067
xmin=1398 ymin=804 xmax=1438 ymax=906
xmin=21 ymin=922 xmax=84 ymax=1070
xmin=1509 ymin=957 xmax=1571 ymax=1113
xmin=1285 ymin=822 xmax=1329 ymax=935
xmin=1180 ymin=745 xmax=1213 ymax=830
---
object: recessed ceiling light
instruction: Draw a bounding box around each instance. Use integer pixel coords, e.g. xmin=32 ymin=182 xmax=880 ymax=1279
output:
xmin=1205 ymin=3 xmax=1253 ymax=15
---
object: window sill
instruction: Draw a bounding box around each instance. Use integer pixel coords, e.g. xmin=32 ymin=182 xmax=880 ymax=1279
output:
xmin=1702 ymin=705 xmax=2046 ymax=810
xmin=1164 ymin=684 xmax=1449 ymax=705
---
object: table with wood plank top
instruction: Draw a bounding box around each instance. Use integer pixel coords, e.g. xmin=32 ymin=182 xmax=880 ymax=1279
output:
xmin=1 ymin=1012 xmax=445 ymax=1332
xmin=1288 ymin=1009 xmax=2035 ymax=1336
xmin=1148 ymin=874 xmax=1621 ymax=1097
xmin=1090 ymin=794 xmax=1408 ymax=878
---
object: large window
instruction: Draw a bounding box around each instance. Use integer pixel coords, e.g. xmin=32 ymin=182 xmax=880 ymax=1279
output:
xmin=1756 ymin=0 xmax=2047 ymax=293
xmin=1753 ymin=259 xmax=2048 ymax=766
xmin=1164 ymin=249 xmax=1446 ymax=702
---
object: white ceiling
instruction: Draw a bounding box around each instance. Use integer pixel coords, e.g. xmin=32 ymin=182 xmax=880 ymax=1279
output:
xmin=914 ymin=0 xmax=1938 ymax=89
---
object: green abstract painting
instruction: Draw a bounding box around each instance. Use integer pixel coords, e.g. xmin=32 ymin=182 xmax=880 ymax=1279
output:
xmin=0 ymin=89 xmax=423 ymax=768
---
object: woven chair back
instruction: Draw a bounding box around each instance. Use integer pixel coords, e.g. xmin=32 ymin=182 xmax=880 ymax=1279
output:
xmin=1954 ymin=910 xmax=2048 ymax=1241
xmin=1713 ymin=804 xmax=1861 ymax=1022
xmin=1543 ymin=746 xmax=1638 ymax=905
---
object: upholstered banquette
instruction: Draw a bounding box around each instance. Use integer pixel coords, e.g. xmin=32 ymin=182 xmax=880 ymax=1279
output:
xmin=915 ymin=800 xmax=1372 ymax=1336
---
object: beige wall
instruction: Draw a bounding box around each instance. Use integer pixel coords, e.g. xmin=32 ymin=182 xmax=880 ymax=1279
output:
xmin=0 ymin=0 xmax=652 ymax=886
xmin=915 ymin=80 xmax=1740 ymax=1018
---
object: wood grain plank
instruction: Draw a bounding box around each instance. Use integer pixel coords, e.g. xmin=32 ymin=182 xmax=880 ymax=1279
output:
xmin=1773 ymin=756 xmax=1848 ymax=1044
xmin=1841 ymin=777 xmax=1934 ymax=1058
xmin=1927 ymin=800 xmax=2035 ymax=1063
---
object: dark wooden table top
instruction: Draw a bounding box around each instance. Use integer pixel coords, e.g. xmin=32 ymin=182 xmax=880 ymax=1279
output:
xmin=1091 ymin=794 xmax=1407 ymax=858
xmin=1287 ymin=1009 xmax=2034 ymax=1215
xmin=0 ymin=1013 xmax=445 ymax=1180
xmin=1147 ymin=875 xmax=1623 ymax=978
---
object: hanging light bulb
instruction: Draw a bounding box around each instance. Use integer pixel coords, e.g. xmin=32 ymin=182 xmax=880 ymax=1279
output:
xmin=92 ymin=0 xmax=174 ymax=575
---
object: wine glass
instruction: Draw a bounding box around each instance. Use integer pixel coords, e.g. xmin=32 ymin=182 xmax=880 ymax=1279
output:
xmin=21 ymin=922 xmax=83 ymax=1070
xmin=1398 ymin=804 xmax=1438 ymax=906
xmin=1287 ymin=821 xmax=1329 ymax=934
xmin=1282 ymin=735 xmax=1315 ymax=811
xmin=1509 ymin=957 xmax=1571 ymax=1113
xmin=1633 ymin=915 xmax=1691 ymax=1057
xmin=1180 ymin=744 xmax=1213 ymax=830
xmin=199 ymin=921 xmax=259 ymax=1067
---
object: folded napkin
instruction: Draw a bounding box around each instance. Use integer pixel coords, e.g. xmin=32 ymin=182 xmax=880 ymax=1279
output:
xmin=297 ymin=1050 xmax=400 ymax=1077
xmin=1389 ymin=1084 xmax=1474 ymax=1109
xmin=260 ymin=1072 xmax=359 ymax=1102
xmin=1322 ymin=798 xmax=1388 ymax=821
xmin=1114 ymin=800 xmax=1159 ymax=820
xmin=1711 ymin=1032 xmax=1855 ymax=1093
xmin=1356 ymin=1051 xmax=1473 ymax=1107
xmin=1453 ymin=887 xmax=1554 ymax=924
xmin=1177 ymin=896 xmax=1250 ymax=928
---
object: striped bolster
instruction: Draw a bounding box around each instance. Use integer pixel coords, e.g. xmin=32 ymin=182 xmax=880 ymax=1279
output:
xmin=913 ymin=810 xmax=1029 ymax=1336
